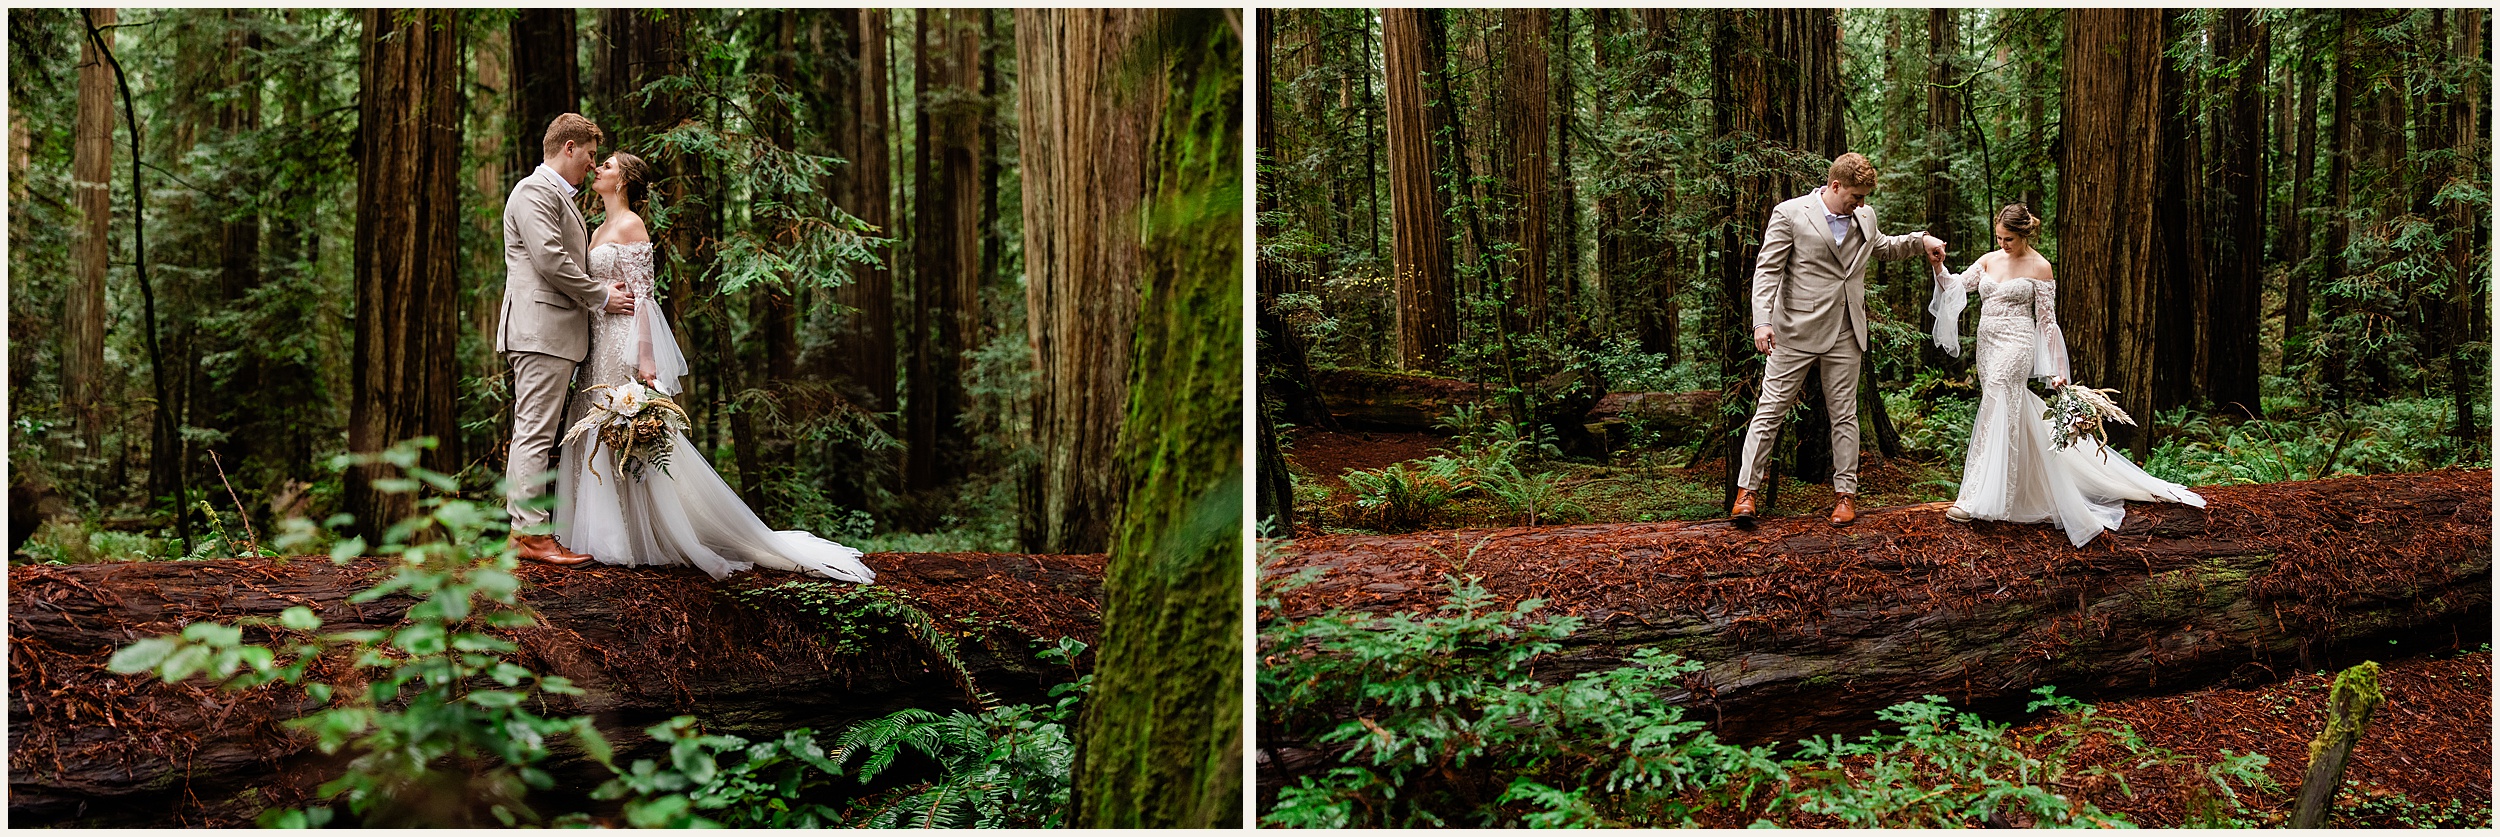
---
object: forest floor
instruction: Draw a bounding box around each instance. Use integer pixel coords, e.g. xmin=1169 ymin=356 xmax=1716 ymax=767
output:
xmin=1282 ymin=427 xmax=1962 ymax=533
xmin=2021 ymin=648 xmax=2490 ymax=828
xmin=1273 ymin=416 xmax=2491 ymax=827
xmin=1668 ymin=649 xmax=2491 ymax=828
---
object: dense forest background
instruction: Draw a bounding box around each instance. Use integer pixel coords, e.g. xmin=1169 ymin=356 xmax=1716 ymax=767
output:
xmin=7 ymin=8 xmax=1216 ymax=561
xmin=10 ymin=7 xmax=1242 ymax=828
xmin=1257 ymin=9 xmax=2490 ymax=531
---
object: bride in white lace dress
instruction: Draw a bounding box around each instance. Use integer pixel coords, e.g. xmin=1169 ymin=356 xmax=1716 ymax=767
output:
xmin=550 ymin=152 xmax=874 ymax=583
xmin=1927 ymin=203 xmax=2203 ymax=547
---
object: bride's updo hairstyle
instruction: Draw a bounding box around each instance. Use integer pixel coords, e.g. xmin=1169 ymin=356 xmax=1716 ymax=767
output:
xmin=611 ymin=151 xmax=655 ymax=213
xmin=1996 ymin=203 xmax=2042 ymax=240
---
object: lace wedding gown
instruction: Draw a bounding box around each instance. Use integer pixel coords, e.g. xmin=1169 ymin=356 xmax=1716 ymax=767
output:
xmin=1929 ymin=262 xmax=2203 ymax=546
xmin=552 ymin=241 xmax=874 ymax=583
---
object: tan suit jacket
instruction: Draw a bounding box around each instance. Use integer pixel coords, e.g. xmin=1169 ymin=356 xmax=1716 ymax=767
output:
xmin=496 ymin=166 xmax=607 ymax=362
xmin=1748 ymin=191 xmax=1928 ymax=354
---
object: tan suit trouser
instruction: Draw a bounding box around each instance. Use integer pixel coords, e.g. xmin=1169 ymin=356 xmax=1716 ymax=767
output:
xmin=1737 ymin=337 xmax=1862 ymax=495
xmin=506 ymin=351 xmax=576 ymax=530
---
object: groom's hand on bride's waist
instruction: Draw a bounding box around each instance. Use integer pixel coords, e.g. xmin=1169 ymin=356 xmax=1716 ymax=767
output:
xmin=603 ymin=282 xmax=636 ymax=315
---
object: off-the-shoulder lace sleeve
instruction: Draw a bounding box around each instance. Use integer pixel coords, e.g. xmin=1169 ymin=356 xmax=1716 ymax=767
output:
xmin=1927 ymin=261 xmax=1983 ymax=356
xmin=2031 ymin=279 xmax=2070 ymax=381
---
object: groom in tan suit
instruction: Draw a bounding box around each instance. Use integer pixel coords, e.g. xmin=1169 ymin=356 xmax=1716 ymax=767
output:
xmin=1732 ymin=153 xmax=1942 ymax=528
xmin=499 ymin=113 xmax=636 ymax=564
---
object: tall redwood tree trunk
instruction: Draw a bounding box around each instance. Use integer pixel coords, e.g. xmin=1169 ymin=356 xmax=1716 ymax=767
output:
xmin=833 ymin=11 xmax=897 ymax=415
xmin=346 ymin=8 xmax=464 ymax=533
xmin=2058 ymin=9 xmax=2169 ymax=454
xmin=1499 ymin=8 xmax=1551 ymax=336
xmin=65 ymin=8 xmax=115 ymax=458
xmin=2205 ymin=11 xmax=2267 ymax=415
xmin=1016 ymin=9 xmax=1149 ymax=555
xmin=904 ymin=9 xmax=984 ymax=496
xmin=1380 ymin=9 xmax=1455 ymax=372
xmin=1926 ymin=9 xmax=1960 ymax=252
xmin=508 ymin=9 xmax=578 ymax=182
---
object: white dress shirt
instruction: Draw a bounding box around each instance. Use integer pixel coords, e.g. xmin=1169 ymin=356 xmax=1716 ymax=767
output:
xmin=1817 ymin=187 xmax=1853 ymax=244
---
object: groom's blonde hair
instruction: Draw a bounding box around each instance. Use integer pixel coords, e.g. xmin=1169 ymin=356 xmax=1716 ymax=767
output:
xmin=1827 ymin=153 xmax=1878 ymax=190
xmin=542 ymin=113 xmax=604 ymax=159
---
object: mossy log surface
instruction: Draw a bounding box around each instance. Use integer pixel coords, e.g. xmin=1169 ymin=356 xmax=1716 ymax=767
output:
xmin=8 ymin=551 xmax=1103 ymax=827
xmin=1263 ymin=469 xmax=2490 ymax=746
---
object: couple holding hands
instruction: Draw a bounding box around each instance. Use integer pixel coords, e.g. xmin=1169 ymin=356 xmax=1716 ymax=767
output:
xmin=1732 ymin=152 xmax=2201 ymax=546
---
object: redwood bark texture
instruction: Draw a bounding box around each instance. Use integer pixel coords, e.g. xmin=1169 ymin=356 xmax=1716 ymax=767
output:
xmin=2057 ymin=9 xmax=2167 ymax=452
xmin=904 ymin=9 xmax=985 ymax=495
xmin=1016 ymin=9 xmax=1150 ymax=556
xmin=1498 ymin=8 xmax=1551 ymax=335
xmin=2204 ymin=10 xmax=2267 ymax=416
xmin=65 ymin=8 xmax=115 ymax=454
xmin=508 ymin=9 xmax=579 ymax=181
xmin=1381 ymin=9 xmax=1455 ymax=373
xmin=819 ymin=10 xmax=898 ymax=419
xmin=1263 ymin=470 xmax=2491 ymax=746
xmin=7 ymin=552 xmax=1103 ymax=828
xmin=345 ymin=9 xmax=463 ymax=533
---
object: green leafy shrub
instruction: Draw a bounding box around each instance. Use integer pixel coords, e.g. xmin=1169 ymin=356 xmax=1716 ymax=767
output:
xmin=1771 ymin=689 xmax=2272 ymax=828
xmin=2341 ymin=787 xmax=2492 ymax=829
xmin=1259 ymin=573 xmax=1777 ymax=827
xmin=2144 ymin=397 xmax=2482 ymax=487
xmin=1260 ymin=569 xmax=2281 ymax=828
xmin=1470 ymin=461 xmax=1587 ymax=526
xmin=592 ymin=637 xmax=1090 ymax=828
xmin=1885 ymin=385 xmax=1978 ymax=461
xmin=109 ymin=438 xmax=606 ymax=828
xmin=1339 ymin=457 xmax=1473 ymax=530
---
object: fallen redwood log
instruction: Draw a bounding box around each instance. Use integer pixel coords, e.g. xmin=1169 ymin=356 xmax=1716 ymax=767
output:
xmin=8 ymin=551 xmax=1103 ymax=827
xmin=1262 ymin=469 xmax=2490 ymax=748
xmin=1311 ymin=367 xmax=1490 ymax=430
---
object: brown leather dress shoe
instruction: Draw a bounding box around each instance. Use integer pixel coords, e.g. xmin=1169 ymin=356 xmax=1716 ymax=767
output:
xmin=1731 ymin=488 xmax=1759 ymax=528
xmin=513 ymin=534 xmax=593 ymax=566
xmin=1829 ymin=493 xmax=1858 ymax=527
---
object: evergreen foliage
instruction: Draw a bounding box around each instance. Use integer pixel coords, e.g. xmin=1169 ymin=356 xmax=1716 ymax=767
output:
xmin=1258 ymin=570 xmax=2283 ymax=828
xmin=10 ymin=8 xmax=1044 ymax=563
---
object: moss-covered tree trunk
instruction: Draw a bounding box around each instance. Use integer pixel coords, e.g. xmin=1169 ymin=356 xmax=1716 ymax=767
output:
xmin=1070 ymin=9 xmax=1242 ymax=828
xmin=345 ymin=8 xmax=463 ymax=534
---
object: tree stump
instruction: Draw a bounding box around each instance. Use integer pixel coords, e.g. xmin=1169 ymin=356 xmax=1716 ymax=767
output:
xmin=2290 ymin=661 xmax=2385 ymax=828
